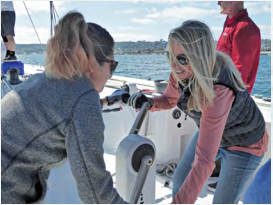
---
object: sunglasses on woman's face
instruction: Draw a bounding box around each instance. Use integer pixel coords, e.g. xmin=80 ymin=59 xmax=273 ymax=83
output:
xmin=165 ymin=51 xmax=189 ymax=66
xmin=98 ymin=58 xmax=118 ymax=75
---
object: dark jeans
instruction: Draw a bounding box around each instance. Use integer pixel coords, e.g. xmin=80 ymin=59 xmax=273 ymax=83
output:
xmin=172 ymin=130 xmax=263 ymax=203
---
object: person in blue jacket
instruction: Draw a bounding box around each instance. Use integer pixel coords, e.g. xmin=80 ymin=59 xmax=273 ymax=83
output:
xmin=243 ymin=158 xmax=271 ymax=204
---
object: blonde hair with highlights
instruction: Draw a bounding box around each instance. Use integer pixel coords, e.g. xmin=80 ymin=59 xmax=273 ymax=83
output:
xmin=45 ymin=11 xmax=95 ymax=79
xmin=167 ymin=20 xmax=246 ymax=112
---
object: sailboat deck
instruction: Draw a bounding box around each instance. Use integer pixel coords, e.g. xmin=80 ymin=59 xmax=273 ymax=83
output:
xmin=1 ymin=64 xmax=270 ymax=204
xmin=44 ymin=154 xmax=230 ymax=204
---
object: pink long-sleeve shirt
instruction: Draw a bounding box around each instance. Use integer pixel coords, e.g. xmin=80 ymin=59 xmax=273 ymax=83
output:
xmin=150 ymin=72 xmax=268 ymax=204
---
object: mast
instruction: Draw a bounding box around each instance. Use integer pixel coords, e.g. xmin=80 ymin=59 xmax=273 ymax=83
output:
xmin=50 ymin=1 xmax=53 ymax=37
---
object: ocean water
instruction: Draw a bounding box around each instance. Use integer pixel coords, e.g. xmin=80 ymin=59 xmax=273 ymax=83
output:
xmin=17 ymin=53 xmax=271 ymax=98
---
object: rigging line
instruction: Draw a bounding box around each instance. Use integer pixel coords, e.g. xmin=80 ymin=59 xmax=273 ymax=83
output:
xmin=54 ymin=9 xmax=58 ymax=24
xmin=50 ymin=2 xmax=58 ymax=31
xmin=53 ymin=3 xmax=59 ymax=20
xmin=50 ymin=1 xmax=53 ymax=37
xmin=55 ymin=12 xmax=58 ymax=26
xmin=52 ymin=8 xmax=56 ymax=26
xmin=23 ymin=1 xmax=45 ymax=53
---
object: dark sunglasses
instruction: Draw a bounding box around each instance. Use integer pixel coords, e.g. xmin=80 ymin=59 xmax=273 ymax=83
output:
xmin=97 ymin=58 xmax=118 ymax=75
xmin=165 ymin=51 xmax=189 ymax=66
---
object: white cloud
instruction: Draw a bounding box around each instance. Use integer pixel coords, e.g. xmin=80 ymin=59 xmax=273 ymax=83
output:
xmin=245 ymin=1 xmax=271 ymax=8
xmin=11 ymin=1 xmax=271 ymax=43
xmin=198 ymin=1 xmax=219 ymax=8
xmin=116 ymin=26 xmax=140 ymax=31
xmin=119 ymin=9 xmax=137 ymax=14
xmin=146 ymin=12 xmax=161 ymax=18
xmin=14 ymin=1 xmax=65 ymax=16
xmin=262 ymin=4 xmax=271 ymax=12
xmin=150 ymin=7 xmax=157 ymax=12
xmin=131 ymin=18 xmax=155 ymax=24
xmin=210 ymin=26 xmax=224 ymax=39
xmin=245 ymin=1 xmax=271 ymax=15
xmin=257 ymin=24 xmax=271 ymax=39
xmin=131 ymin=0 xmax=179 ymax=3
xmin=144 ymin=6 xmax=219 ymax=22
xmin=258 ymin=24 xmax=271 ymax=29
xmin=15 ymin=26 xmax=49 ymax=44
xmin=112 ymin=33 xmax=156 ymax=41
xmin=211 ymin=26 xmax=224 ymax=31
xmin=162 ymin=7 xmax=219 ymax=19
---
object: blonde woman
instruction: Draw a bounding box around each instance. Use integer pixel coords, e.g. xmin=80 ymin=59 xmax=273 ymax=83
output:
xmin=1 ymin=11 xmax=128 ymax=203
xmin=128 ymin=20 xmax=268 ymax=204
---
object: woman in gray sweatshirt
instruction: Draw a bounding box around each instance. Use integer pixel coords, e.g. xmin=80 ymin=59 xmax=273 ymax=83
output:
xmin=1 ymin=11 xmax=128 ymax=204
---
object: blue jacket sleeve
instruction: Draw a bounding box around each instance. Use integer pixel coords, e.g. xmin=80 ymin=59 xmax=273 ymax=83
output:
xmin=243 ymin=159 xmax=271 ymax=204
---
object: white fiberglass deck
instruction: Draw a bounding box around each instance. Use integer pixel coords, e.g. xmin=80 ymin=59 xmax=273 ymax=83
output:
xmin=44 ymin=153 xmax=226 ymax=204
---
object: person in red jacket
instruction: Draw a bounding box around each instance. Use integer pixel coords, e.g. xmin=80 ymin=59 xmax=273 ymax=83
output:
xmin=216 ymin=1 xmax=261 ymax=94
xmin=208 ymin=1 xmax=262 ymax=192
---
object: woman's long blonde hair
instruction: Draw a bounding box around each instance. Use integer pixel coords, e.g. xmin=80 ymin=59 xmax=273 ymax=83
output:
xmin=167 ymin=20 xmax=246 ymax=112
xmin=45 ymin=11 xmax=95 ymax=79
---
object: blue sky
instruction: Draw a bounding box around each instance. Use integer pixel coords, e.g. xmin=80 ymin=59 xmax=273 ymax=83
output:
xmin=13 ymin=1 xmax=271 ymax=44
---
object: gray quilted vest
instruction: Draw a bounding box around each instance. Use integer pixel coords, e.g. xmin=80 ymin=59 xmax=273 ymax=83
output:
xmin=177 ymin=67 xmax=265 ymax=147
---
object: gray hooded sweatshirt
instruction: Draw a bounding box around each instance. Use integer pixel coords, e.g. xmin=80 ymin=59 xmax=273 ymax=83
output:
xmin=1 ymin=72 xmax=126 ymax=204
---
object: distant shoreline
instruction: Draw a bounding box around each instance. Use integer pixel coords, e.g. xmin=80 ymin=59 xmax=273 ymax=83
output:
xmin=15 ymin=40 xmax=271 ymax=55
xmin=260 ymin=51 xmax=271 ymax=55
xmin=17 ymin=51 xmax=271 ymax=55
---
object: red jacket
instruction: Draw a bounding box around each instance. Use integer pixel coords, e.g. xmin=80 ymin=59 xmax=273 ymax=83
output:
xmin=217 ymin=9 xmax=261 ymax=94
